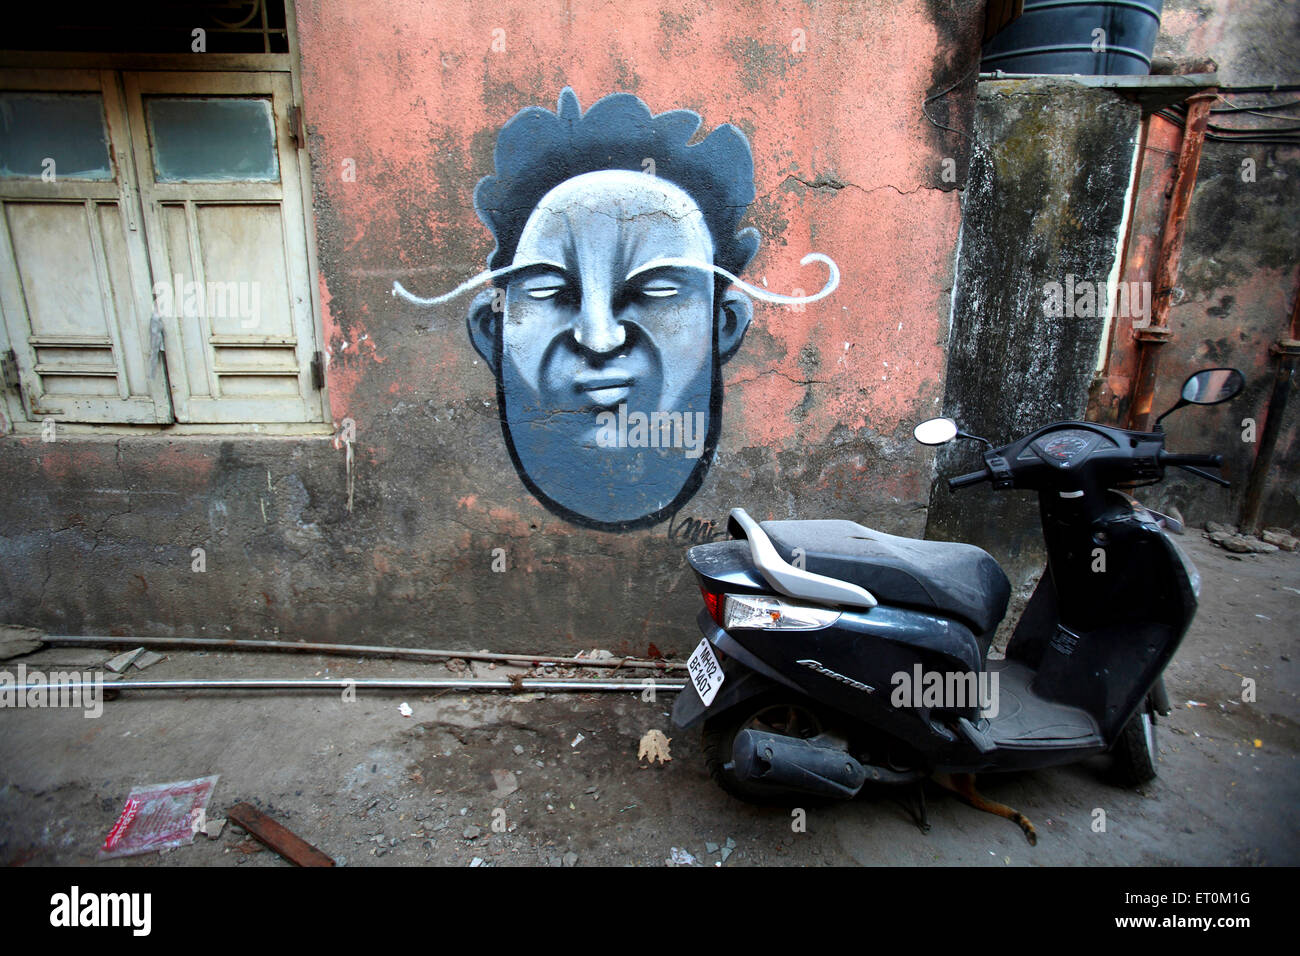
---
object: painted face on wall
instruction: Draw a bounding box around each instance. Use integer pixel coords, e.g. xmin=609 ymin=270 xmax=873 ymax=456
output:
xmin=393 ymin=89 xmax=837 ymax=530
xmin=505 ymin=171 xmax=714 ymax=438
xmin=470 ymin=170 xmax=753 ymax=528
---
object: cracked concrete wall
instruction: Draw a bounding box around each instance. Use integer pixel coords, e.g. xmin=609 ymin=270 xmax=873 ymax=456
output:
xmin=0 ymin=0 xmax=984 ymax=654
xmin=925 ymin=0 xmax=1300 ymax=617
xmin=925 ymin=80 xmax=1145 ymax=610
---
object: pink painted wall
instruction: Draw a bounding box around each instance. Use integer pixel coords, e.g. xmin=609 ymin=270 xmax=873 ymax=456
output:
xmin=282 ymin=0 xmax=982 ymax=652
xmin=299 ymin=3 xmax=970 ymax=420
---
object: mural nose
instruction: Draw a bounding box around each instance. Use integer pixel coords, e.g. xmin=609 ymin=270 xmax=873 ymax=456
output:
xmin=573 ymin=300 xmax=626 ymax=353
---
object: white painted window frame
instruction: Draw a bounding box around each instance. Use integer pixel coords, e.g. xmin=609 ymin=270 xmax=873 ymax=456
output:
xmin=0 ymin=0 xmax=331 ymax=436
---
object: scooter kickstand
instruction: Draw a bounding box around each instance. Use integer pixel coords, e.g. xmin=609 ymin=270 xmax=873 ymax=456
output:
xmin=896 ymin=781 xmax=931 ymax=834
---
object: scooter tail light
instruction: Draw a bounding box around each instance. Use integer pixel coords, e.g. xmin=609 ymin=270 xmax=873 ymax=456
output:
xmin=722 ymin=593 xmax=842 ymax=631
xmin=701 ymin=588 xmax=725 ymax=627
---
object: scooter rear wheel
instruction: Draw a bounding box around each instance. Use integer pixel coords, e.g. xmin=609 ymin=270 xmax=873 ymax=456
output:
xmin=702 ymin=692 xmax=837 ymax=805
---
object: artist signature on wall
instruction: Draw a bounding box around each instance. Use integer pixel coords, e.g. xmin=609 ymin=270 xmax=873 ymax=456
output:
xmin=666 ymin=514 xmax=727 ymax=544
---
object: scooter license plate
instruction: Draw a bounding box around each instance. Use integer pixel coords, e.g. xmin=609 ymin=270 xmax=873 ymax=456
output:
xmin=687 ymin=639 xmax=724 ymax=706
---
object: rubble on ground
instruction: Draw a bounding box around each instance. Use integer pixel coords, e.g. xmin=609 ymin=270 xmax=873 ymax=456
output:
xmin=1204 ymin=521 xmax=1297 ymax=554
xmin=0 ymin=625 xmax=44 ymax=660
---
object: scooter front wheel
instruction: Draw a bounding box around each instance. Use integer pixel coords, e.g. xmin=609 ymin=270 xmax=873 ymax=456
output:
xmin=701 ymin=692 xmax=836 ymax=805
xmin=1112 ymin=707 xmax=1158 ymax=786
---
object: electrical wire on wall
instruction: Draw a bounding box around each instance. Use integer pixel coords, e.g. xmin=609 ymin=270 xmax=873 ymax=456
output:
xmin=1156 ymin=85 xmax=1300 ymax=147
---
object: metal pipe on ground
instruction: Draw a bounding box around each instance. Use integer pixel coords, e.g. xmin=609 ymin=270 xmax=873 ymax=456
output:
xmin=40 ymin=634 xmax=684 ymax=671
xmin=17 ymin=678 xmax=686 ymax=694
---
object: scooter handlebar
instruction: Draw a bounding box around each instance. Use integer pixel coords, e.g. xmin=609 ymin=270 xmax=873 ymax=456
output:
xmin=947 ymin=469 xmax=988 ymax=492
xmin=1159 ymin=452 xmax=1223 ymax=469
xmin=939 ymin=427 xmax=1226 ymax=495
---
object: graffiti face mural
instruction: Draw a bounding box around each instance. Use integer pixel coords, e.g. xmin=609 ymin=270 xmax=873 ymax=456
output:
xmin=395 ymin=89 xmax=837 ymax=530
xmin=482 ymin=169 xmax=747 ymax=528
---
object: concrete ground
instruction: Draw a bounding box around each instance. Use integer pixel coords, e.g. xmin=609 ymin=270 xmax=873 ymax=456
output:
xmin=1 ymin=531 xmax=1296 ymax=867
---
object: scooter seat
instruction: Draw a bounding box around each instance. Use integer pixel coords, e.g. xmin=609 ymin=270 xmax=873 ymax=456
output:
xmin=759 ymin=519 xmax=1011 ymax=637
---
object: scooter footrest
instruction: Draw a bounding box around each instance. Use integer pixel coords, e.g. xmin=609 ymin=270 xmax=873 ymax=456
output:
xmin=956 ymin=717 xmax=995 ymax=754
xmin=984 ymin=660 xmax=1102 ymax=748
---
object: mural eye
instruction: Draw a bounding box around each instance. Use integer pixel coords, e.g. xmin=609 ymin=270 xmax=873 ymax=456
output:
xmin=525 ymin=286 xmax=564 ymax=300
xmin=641 ymin=284 xmax=678 ymax=299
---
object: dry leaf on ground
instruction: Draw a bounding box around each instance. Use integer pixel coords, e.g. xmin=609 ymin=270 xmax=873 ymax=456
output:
xmin=638 ymin=729 xmax=672 ymax=765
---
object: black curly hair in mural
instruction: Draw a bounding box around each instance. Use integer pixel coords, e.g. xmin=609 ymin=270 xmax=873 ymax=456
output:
xmin=473 ymin=87 xmax=760 ymax=279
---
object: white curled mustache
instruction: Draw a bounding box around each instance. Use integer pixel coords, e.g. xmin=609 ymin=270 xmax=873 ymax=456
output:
xmin=391 ymin=253 xmax=839 ymax=308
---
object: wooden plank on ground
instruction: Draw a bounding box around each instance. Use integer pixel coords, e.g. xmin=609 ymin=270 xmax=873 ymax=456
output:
xmin=226 ymin=802 xmax=335 ymax=867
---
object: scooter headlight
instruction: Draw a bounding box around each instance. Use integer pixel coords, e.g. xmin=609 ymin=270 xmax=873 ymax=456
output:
xmin=722 ymin=594 xmax=842 ymax=631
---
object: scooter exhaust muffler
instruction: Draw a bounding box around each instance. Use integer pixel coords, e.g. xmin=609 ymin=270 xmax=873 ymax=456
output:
xmin=731 ymin=729 xmax=867 ymax=799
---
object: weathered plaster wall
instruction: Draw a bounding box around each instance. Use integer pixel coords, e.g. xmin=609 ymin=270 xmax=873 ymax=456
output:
xmin=1152 ymin=0 xmax=1300 ymax=529
xmin=926 ymin=80 xmax=1144 ymax=603
xmin=1101 ymin=124 xmax=1300 ymax=529
xmin=0 ymin=0 xmax=983 ymax=654
xmin=1156 ymin=0 xmax=1300 ymax=86
xmin=1106 ymin=0 xmax=1300 ymax=529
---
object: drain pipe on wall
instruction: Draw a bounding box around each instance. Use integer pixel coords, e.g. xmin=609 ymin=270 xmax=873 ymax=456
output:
xmin=1125 ymin=89 xmax=1217 ymax=432
xmin=1239 ymin=291 xmax=1300 ymax=534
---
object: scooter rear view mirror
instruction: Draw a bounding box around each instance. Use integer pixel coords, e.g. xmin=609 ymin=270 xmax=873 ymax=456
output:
xmin=1181 ymin=367 xmax=1245 ymax=405
xmin=1155 ymin=367 xmax=1246 ymax=426
xmin=914 ymin=418 xmax=958 ymax=446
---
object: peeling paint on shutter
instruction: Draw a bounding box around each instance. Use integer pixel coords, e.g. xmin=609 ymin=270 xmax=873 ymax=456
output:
xmin=0 ymin=70 xmax=173 ymax=424
xmin=126 ymin=71 xmax=323 ymax=424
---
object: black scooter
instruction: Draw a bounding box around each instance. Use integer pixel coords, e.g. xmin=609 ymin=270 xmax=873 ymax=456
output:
xmin=673 ymin=368 xmax=1245 ymax=837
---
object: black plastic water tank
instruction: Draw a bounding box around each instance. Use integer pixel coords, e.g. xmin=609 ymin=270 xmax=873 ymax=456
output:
xmin=981 ymin=1 xmax=1164 ymax=76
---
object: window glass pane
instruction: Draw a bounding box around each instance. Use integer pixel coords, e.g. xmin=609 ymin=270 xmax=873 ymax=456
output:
xmin=146 ymin=97 xmax=279 ymax=183
xmin=0 ymin=92 xmax=113 ymax=180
